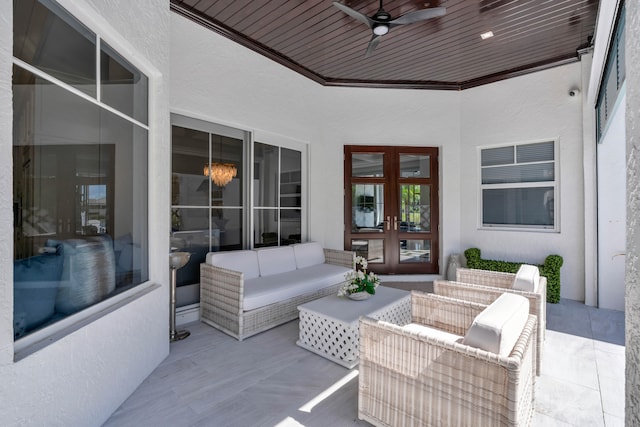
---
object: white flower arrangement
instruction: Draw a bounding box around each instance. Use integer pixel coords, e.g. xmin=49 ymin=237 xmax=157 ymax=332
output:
xmin=338 ymin=255 xmax=380 ymax=296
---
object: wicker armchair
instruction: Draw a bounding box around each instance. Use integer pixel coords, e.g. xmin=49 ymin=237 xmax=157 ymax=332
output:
xmin=433 ymin=267 xmax=546 ymax=374
xmin=358 ymin=292 xmax=537 ymax=427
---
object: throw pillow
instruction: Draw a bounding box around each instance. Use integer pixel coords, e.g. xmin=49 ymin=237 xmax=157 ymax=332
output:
xmin=13 ymin=243 xmax=64 ymax=338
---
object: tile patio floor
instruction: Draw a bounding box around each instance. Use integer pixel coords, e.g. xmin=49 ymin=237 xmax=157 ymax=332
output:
xmin=104 ymin=291 xmax=625 ymax=427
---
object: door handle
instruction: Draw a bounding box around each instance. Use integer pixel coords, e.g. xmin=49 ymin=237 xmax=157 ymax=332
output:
xmin=394 ymin=216 xmax=398 ymax=231
xmin=385 ymin=216 xmax=391 ymax=231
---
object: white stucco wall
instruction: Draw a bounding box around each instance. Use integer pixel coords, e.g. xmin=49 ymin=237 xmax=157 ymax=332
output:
xmin=170 ymin=13 xmax=462 ymax=271
xmin=315 ymin=87 xmax=461 ymax=264
xmin=0 ymin=0 xmax=13 ymax=363
xmin=459 ymin=63 xmax=586 ymax=301
xmin=0 ymin=1 xmax=171 ymax=426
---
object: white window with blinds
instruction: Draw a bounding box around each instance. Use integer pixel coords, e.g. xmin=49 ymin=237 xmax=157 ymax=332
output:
xmin=479 ymin=140 xmax=558 ymax=231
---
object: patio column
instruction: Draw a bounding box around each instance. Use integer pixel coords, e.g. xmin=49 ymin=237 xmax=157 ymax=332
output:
xmin=626 ymin=1 xmax=640 ymax=424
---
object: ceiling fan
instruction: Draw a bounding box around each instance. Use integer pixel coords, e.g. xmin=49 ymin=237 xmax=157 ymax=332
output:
xmin=333 ymin=1 xmax=446 ymax=57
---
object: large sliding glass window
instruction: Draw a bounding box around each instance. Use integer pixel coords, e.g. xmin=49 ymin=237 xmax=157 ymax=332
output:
xmin=171 ymin=117 xmax=247 ymax=291
xmin=13 ymin=0 xmax=149 ymax=340
xmin=254 ymin=143 xmax=302 ymax=247
xmin=170 ymin=117 xmax=307 ymax=297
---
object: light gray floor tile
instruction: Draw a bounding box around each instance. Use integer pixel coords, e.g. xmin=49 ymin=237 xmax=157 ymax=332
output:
xmin=533 ymin=412 xmax=575 ymax=427
xmin=104 ymin=295 xmax=625 ymax=427
xmin=541 ymin=330 xmax=599 ymax=389
xmin=536 ymin=374 xmax=605 ymax=426
xmin=604 ymin=413 xmax=625 ymax=427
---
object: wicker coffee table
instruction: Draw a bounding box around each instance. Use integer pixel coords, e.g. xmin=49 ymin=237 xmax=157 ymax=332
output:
xmin=296 ymin=286 xmax=411 ymax=368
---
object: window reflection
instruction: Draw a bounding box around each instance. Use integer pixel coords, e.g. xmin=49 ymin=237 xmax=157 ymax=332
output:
xmin=399 ymin=154 xmax=430 ymax=178
xmin=352 ymin=153 xmax=384 ymax=177
xmin=352 ymin=184 xmax=384 ymax=232
xmin=400 ymin=240 xmax=431 ymax=263
xmin=171 ymin=124 xmax=245 ymax=290
xmin=14 ymin=0 xmax=97 ymax=96
xmin=351 ymin=239 xmax=384 ymax=263
xmin=253 ymin=143 xmax=303 ymax=246
xmin=400 ymin=184 xmax=430 ymax=232
xmin=13 ymin=65 xmax=148 ymax=339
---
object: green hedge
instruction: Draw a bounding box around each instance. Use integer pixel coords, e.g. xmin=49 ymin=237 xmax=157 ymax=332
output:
xmin=464 ymin=248 xmax=563 ymax=303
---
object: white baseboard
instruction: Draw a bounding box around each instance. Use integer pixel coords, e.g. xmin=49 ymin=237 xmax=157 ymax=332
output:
xmin=176 ymin=303 xmax=200 ymax=326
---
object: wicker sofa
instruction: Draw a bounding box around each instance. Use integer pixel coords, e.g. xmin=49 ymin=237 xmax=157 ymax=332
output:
xmin=358 ymin=292 xmax=537 ymax=427
xmin=434 ymin=265 xmax=546 ymax=374
xmin=200 ymin=242 xmax=354 ymax=340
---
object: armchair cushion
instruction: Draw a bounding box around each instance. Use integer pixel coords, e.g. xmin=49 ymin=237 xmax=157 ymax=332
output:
xmin=512 ymin=264 xmax=540 ymax=292
xmin=463 ymin=293 xmax=529 ymax=356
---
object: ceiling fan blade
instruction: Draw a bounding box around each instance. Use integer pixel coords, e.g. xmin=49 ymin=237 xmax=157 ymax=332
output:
xmin=332 ymin=2 xmax=373 ymax=28
xmin=365 ymin=34 xmax=382 ymax=58
xmin=390 ymin=6 xmax=446 ymax=26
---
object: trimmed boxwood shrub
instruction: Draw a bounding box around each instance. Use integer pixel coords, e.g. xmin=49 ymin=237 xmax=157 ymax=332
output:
xmin=464 ymin=248 xmax=563 ymax=303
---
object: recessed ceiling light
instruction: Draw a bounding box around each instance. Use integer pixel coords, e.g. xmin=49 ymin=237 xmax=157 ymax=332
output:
xmin=481 ymin=31 xmax=494 ymax=40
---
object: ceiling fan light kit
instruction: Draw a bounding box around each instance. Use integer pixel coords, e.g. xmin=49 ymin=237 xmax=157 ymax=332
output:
xmin=333 ymin=0 xmax=446 ymax=57
xmin=373 ymin=23 xmax=389 ymax=35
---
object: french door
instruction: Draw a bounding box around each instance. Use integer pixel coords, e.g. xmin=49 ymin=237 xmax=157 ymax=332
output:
xmin=344 ymin=146 xmax=439 ymax=275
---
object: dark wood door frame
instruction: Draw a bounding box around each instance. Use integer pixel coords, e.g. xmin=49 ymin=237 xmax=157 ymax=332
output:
xmin=344 ymin=145 xmax=439 ymax=275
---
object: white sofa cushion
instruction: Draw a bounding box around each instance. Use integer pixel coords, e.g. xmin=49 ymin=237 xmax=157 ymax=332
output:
xmin=206 ymin=250 xmax=260 ymax=280
xmin=512 ymin=264 xmax=540 ymax=292
xmin=243 ymin=263 xmax=351 ymax=311
xmin=257 ymin=246 xmax=297 ymax=277
xmin=463 ymin=293 xmax=529 ymax=356
xmin=293 ymin=242 xmax=326 ymax=269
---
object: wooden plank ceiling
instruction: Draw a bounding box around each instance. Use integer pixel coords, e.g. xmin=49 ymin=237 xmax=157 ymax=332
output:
xmin=170 ymin=0 xmax=599 ymax=90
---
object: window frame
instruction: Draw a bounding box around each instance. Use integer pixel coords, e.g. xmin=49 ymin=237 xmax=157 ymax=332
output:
xmin=477 ymin=139 xmax=560 ymax=232
xmin=169 ymin=116 xmax=309 ymax=254
xmin=250 ymin=132 xmax=308 ymax=248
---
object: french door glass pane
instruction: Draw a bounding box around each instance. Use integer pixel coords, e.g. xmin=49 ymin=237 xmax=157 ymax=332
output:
xmin=14 ymin=0 xmax=97 ymax=97
xmin=400 ymin=240 xmax=431 ymax=263
xmin=254 ymin=142 xmax=278 ymax=207
xmin=483 ymin=187 xmax=554 ymax=227
xmin=352 ymin=153 xmax=384 ymax=177
xmin=352 ymin=239 xmax=384 ymax=263
xmin=352 ymin=184 xmax=384 ymax=232
xmin=399 ymin=154 xmax=430 ymax=178
xmin=400 ymin=184 xmax=430 ymax=232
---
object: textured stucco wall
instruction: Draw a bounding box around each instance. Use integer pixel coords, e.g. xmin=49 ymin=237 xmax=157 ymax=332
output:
xmin=171 ymin=12 xmax=462 ymax=270
xmin=0 ymin=1 xmax=171 ymax=426
xmin=626 ymin=0 xmax=640 ymax=423
xmin=459 ymin=63 xmax=586 ymax=301
xmin=0 ymin=0 xmax=13 ymax=363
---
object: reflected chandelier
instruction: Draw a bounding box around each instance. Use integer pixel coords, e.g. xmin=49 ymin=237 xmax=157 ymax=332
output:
xmin=203 ymin=162 xmax=237 ymax=187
